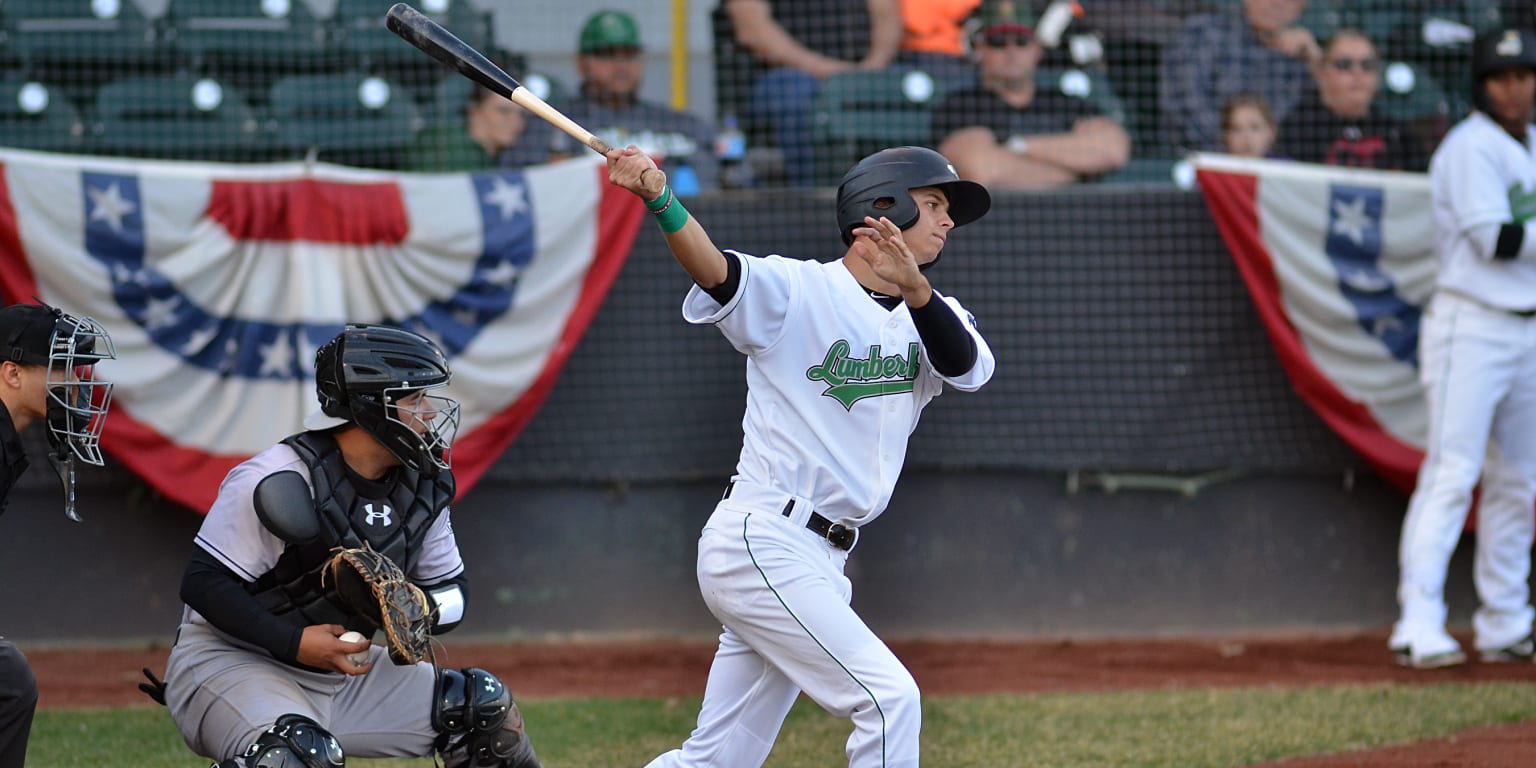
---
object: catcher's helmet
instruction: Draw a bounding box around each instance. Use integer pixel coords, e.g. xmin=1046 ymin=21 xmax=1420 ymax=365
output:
xmin=307 ymin=324 xmax=460 ymax=476
xmin=1471 ymin=27 xmax=1536 ymax=115
xmin=834 ymin=146 xmax=991 ymax=246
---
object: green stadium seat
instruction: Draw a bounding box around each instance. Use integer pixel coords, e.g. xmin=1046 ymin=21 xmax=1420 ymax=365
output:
xmin=1374 ymin=59 xmax=1452 ymax=157
xmin=810 ymin=69 xmax=952 ymax=186
xmin=91 ymin=74 xmax=265 ymax=161
xmin=1097 ymin=157 xmax=1183 ymax=187
xmin=0 ymin=77 xmax=87 ymax=153
xmin=268 ymin=72 xmax=424 ymax=168
xmin=1036 ymin=66 xmax=1128 ymax=126
xmin=333 ymin=0 xmax=491 ymax=68
xmin=2 ymin=0 xmax=162 ymax=68
xmin=166 ymin=0 xmax=330 ymax=69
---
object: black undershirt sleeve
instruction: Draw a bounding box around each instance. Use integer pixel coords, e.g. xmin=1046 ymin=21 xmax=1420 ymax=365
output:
xmin=1496 ymin=223 xmax=1525 ymax=260
xmin=703 ymin=251 xmax=742 ymax=305
xmin=181 ymin=547 xmax=304 ymax=664
xmin=910 ymin=295 xmax=978 ymax=377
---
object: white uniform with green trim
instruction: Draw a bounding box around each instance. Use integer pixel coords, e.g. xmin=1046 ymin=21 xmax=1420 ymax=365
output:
xmin=1391 ymin=109 xmax=1536 ymax=664
xmin=644 ymin=250 xmax=993 ymax=768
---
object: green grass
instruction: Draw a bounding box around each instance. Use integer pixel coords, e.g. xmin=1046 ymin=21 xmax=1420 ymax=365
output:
xmin=30 ymin=682 xmax=1536 ymax=767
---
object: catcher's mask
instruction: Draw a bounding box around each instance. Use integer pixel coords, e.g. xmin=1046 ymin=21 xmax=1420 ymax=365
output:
xmin=834 ymin=146 xmax=991 ymax=250
xmin=305 ymin=324 xmax=460 ymax=476
xmin=0 ymin=302 xmax=116 ymax=521
xmin=1471 ymin=28 xmax=1536 ymax=117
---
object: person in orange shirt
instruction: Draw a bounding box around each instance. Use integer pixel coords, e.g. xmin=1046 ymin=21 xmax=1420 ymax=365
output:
xmin=898 ymin=0 xmax=982 ymax=85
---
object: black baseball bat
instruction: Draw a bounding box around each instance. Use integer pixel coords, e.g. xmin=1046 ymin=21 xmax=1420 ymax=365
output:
xmin=385 ymin=3 xmax=618 ymax=156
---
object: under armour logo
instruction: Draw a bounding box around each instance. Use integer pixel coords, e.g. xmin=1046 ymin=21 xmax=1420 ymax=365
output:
xmin=362 ymin=503 xmax=394 ymax=527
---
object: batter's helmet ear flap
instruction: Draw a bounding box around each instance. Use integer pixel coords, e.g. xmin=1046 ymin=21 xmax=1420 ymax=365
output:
xmin=835 ymin=146 xmax=991 ymax=246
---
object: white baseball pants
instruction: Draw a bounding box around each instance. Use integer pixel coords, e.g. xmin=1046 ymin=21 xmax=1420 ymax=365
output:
xmin=1393 ymin=291 xmax=1536 ymax=656
xmin=644 ymin=501 xmax=921 ymax=768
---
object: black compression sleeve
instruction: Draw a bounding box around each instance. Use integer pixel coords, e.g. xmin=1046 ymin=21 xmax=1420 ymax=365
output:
xmin=180 ymin=548 xmax=304 ymax=663
xmin=703 ymin=251 xmax=742 ymax=305
xmin=910 ymin=294 xmax=978 ymax=377
xmin=1496 ymin=223 xmax=1525 ymax=260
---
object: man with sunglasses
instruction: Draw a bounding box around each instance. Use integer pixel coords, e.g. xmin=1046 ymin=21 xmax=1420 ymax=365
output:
xmin=931 ymin=0 xmax=1130 ymax=189
xmin=0 ymin=301 xmax=116 ymax=768
xmin=1275 ymin=28 xmax=1427 ymax=171
xmin=562 ymin=10 xmax=719 ymax=192
xmin=157 ymin=324 xmax=541 ymax=767
xmin=1391 ymin=27 xmax=1536 ymax=670
xmin=1160 ymin=0 xmax=1321 ymax=152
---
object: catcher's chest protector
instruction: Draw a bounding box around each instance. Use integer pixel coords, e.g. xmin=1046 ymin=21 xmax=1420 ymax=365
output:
xmin=247 ymin=432 xmax=455 ymax=628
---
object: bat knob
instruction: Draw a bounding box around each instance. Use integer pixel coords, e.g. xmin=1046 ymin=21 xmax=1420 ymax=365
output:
xmin=641 ymin=168 xmax=668 ymax=199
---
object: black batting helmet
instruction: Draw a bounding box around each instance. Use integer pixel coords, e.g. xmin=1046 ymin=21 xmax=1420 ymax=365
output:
xmin=307 ymin=324 xmax=460 ymax=476
xmin=834 ymin=146 xmax=991 ymax=246
xmin=1471 ymin=27 xmax=1536 ymax=114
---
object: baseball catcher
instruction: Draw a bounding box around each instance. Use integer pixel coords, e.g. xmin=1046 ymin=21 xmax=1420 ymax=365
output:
xmin=152 ymin=324 xmax=540 ymax=768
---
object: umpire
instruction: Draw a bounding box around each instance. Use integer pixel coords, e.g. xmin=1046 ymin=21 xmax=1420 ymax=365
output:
xmin=0 ymin=302 xmax=117 ymax=768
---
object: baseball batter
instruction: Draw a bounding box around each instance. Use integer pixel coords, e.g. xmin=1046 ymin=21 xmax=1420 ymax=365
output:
xmin=0 ymin=303 xmax=115 ymax=768
xmin=157 ymin=325 xmax=541 ymax=767
xmin=1391 ymin=27 xmax=1536 ymax=668
xmin=607 ymin=144 xmax=993 ymax=768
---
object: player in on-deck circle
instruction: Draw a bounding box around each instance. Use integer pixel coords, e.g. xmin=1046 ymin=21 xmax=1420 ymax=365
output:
xmin=607 ymin=143 xmax=994 ymax=768
xmin=153 ymin=324 xmax=541 ymax=768
xmin=1390 ymin=27 xmax=1536 ymax=669
xmin=0 ymin=302 xmax=116 ymax=768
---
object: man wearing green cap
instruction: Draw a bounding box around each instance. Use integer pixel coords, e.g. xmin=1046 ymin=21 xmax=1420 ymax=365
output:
xmin=562 ymin=10 xmax=719 ymax=193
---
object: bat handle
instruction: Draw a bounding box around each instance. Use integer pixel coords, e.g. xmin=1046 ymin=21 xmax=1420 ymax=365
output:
xmin=592 ymin=136 xmax=668 ymax=198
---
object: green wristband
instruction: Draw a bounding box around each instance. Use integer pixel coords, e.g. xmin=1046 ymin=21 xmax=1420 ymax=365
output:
xmin=655 ymin=198 xmax=689 ymax=234
xmin=645 ymin=185 xmax=673 ymax=212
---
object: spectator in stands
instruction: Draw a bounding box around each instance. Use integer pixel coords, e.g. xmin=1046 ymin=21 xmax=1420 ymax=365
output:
xmin=1275 ymin=29 xmax=1429 ymax=171
xmin=725 ymin=0 xmax=903 ymax=187
xmin=931 ymin=0 xmax=1130 ymax=188
xmin=406 ymin=76 xmax=556 ymax=172
xmin=1160 ymin=0 xmax=1321 ymax=152
xmin=1220 ymin=92 xmax=1280 ymax=158
xmin=562 ymin=10 xmax=719 ymax=193
xmin=898 ymin=0 xmax=983 ymax=86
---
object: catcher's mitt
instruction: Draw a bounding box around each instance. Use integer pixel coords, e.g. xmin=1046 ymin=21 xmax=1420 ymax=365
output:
xmin=323 ymin=544 xmax=434 ymax=666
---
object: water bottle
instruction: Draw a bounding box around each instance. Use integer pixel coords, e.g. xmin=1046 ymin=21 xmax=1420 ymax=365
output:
xmin=715 ymin=114 xmax=754 ymax=188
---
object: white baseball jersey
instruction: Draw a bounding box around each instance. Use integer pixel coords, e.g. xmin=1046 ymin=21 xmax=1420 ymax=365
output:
xmin=683 ymin=250 xmax=994 ymax=526
xmin=1392 ymin=109 xmax=1536 ymax=665
xmin=183 ymin=442 xmax=464 ymax=626
xmin=1428 ymin=110 xmax=1536 ymax=309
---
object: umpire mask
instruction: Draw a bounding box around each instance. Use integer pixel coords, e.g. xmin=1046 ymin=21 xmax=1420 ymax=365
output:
xmin=1 ymin=304 xmax=116 ymax=521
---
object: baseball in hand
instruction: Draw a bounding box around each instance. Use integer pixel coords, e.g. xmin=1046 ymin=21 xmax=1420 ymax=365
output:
xmin=339 ymin=630 xmax=370 ymax=666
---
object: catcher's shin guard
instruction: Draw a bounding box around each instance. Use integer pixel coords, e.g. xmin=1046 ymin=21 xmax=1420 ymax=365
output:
xmin=433 ymin=667 xmax=541 ymax=768
xmin=211 ymin=714 xmax=345 ymax=768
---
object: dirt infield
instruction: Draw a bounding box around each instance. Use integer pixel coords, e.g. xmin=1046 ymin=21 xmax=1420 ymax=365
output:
xmin=24 ymin=630 xmax=1536 ymax=766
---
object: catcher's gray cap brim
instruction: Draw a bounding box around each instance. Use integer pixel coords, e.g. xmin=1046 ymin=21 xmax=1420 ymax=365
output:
xmin=303 ymin=409 xmax=350 ymax=431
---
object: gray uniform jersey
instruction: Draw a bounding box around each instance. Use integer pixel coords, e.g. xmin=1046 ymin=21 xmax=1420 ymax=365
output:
xmin=165 ymin=443 xmax=463 ymax=762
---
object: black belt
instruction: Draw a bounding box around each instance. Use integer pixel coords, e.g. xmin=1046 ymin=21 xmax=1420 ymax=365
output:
xmin=723 ymin=482 xmax=855 ymax=551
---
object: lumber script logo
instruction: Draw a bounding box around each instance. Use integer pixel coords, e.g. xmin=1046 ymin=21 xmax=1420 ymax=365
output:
xmin=806 ymin=341 xmax=920 ymax=410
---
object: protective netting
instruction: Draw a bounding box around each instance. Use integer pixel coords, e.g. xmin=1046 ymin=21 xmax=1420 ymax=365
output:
xmin=0 ymin=1 xmax=1516 ymax=177
xmin=3 ymin=0 xmax=1518 ymax=494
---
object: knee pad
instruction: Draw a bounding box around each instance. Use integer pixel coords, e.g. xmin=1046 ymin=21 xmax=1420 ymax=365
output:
xmin=433 ymin=667 xmax=540 ymax=768
xmin=218 ymin=714 xmax=345 ymax=768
